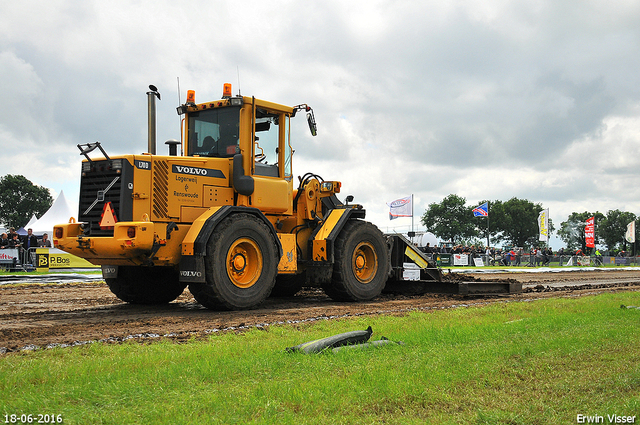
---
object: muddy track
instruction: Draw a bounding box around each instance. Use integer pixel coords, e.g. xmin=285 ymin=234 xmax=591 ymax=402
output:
xmin=1 ymin=270 xmax=639 ymax=354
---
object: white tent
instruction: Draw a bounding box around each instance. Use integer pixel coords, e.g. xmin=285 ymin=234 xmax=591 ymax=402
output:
xmin=29 ymin=191 xmax=76 ymax=236
xmin=418 ymin=232 xmax=438 ymax=248
xmin=17 ymin=214 xmax=39 ymax=235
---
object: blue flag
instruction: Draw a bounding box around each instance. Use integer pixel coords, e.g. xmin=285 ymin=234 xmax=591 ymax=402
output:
xmin=473 ymin=202 xmax=488 ymax=217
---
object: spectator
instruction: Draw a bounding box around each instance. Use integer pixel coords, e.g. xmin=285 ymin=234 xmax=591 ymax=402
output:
xmin=7 ymin=233 xmax=22 ymax=249
xmin=39 ymin=233 xmax=52 ymax=248
xmin=535 ymin=247 xmax=543 ymax=266
xmin=543 ymin=247 xmax=553 ymax=266
xmin=7 ymin=227 xmax=19 ymax=242
xmin=0 ymin=233 xmax=8 ymax=248
xmin=505 ymin=249 xmax=514 ymax=266
xmin=515 ymin=247 xmax=523 ymax=266
xmin=22 ymin=228 xmax=38 ymax=250
xmin=595 ymin=249 xmax=603 ymax=266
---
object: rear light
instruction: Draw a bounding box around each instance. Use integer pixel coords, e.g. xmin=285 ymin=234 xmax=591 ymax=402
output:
xmin=127 ymin=227 xmax=136 ymax=238
xmin=110 ymin=159 xmax=123 ymax=172
xmin=54 ymin=228 xmax=63 ymax=239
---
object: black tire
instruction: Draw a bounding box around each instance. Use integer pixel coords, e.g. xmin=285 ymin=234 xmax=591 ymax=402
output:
xmin=323 ymin=220 xmax=389 ymax=301
xmin=270 ymin=272 xmax=306 ymax=297
xmin=189 ymin=213 xmax=278 ymax=310
xmin=106 ymin=266 xmax=185 ymax=304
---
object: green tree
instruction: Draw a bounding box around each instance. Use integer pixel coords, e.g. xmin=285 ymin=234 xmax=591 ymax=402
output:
xmin=0 ymin=175 xmax=53 ymax=229
xmin=488 ymin=198 xmax=552 ymax=248
xmin=598 ymin=209 xmax=637 ymax=251
xmin=421 ymin=194 xmax=478 ymax=244
xmin=558 ymin=211 xmax=605 ymax=252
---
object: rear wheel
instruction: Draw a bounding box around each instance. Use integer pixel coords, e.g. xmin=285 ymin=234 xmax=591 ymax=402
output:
xmin=190 ymin=213 xmax=278 ymax=310
xmin=106 ymin=266 xmax=185 ymax=304
xmin=323 ymin=220 xmax=389 ymax=301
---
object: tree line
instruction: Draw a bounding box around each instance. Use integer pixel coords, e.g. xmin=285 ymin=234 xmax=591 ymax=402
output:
xmin=0 ymin=175 xmax=53 ymax=229
xmin=421 ymin=194 xmax=637 ymax=253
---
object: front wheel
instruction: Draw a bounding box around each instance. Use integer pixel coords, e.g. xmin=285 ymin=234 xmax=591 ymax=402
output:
xmin=190 ymin=213 xmax=278 ymax=310
xmin=323 ymin=220 xmax=389 ymax=301
xmin=105 ymin=266 xmax=185 ymax=304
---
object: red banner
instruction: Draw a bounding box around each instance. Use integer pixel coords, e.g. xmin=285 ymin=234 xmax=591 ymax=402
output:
xmin=585 ymin=216 xmax=595 ymax=248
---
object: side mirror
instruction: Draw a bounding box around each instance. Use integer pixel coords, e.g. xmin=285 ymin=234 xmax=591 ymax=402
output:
xmin=307 ymin=111 xmax=317 ymax=137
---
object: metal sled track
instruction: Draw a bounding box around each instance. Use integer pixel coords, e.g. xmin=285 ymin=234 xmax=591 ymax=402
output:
xmin=384 ymin=280 xmax=522 ymax=296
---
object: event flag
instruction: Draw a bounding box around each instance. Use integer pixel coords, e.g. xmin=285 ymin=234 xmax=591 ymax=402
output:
xmin=388 ymin=196 xmax=412 ymax=220
xmin=472 ymin=202 xmax=488 ymax=217
xmin=538 ymin=209 xmax=549 ymax=242
xmin=585 ymin=216 xmax=595 ymax=248
xmin=626 ymin=221 xmax=636 ymax=244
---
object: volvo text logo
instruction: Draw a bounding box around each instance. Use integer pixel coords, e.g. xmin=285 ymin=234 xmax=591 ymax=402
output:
xmin=172 ymin=164 xmax=225 ymax=179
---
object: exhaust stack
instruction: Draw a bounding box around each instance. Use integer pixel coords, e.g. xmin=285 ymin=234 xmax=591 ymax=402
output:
xmin=147 ymin=85 xmax=161 ymax=155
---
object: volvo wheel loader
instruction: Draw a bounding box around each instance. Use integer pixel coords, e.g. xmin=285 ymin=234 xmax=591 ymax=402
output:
xmin=53 ymin=84 xmax=393 ymax=310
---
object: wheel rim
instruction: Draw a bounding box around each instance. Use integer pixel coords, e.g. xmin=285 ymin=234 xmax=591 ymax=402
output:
xmin=226 ymin=238 xmax=263 ymax=288
xmin=352 ymin=241 xmax=378 ymax=284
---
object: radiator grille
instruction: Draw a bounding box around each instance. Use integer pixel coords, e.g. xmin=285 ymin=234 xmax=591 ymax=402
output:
xmin=78 ymin=160 xmax=133 ymax=236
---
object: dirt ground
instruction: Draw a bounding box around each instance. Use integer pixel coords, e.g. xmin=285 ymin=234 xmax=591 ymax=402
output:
xmin=1 ymin=269 xmax=639 ymax=354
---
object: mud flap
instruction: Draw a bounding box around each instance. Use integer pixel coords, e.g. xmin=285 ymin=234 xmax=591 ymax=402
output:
xmin=101 ymin=265 xmax=118 ymax=278
xmin=179 ymin=255 xmax=206 ymax=283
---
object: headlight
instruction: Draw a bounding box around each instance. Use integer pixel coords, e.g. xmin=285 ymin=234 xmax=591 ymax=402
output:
xmin=320 ymin=182 xmax=333 ymax=192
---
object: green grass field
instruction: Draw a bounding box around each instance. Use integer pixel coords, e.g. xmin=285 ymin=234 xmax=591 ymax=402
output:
xmin=1 ymin=292 xmax=639 ymax=424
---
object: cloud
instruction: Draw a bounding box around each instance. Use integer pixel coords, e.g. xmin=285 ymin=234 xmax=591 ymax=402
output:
xmin=1 ymin=0 xmax=639 ymax=241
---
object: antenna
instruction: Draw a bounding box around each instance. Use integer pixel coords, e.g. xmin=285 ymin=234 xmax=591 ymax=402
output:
xmin=177 ymin=77 xmax=181 ymax=105
xmin=237 ymin=66 xmax=241 ymax=96
xmin=176 ymin=77 xmax=184 ymax=156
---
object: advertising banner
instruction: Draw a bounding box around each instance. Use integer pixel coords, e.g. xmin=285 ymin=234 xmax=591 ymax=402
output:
xmin=538 ymin=209 xmax=549 ymax=242
xmin=36 ymin=248 xmax=96 ymax=271
xmin=0 ymin=248 xmax=19 ymax=266
xmin=626 ymin=221 xmax=636 ymax=244
xmin=585 ymin=216 xmax=595 ymax=248
xmin=453 ymin=254 xmax=469 ymax=266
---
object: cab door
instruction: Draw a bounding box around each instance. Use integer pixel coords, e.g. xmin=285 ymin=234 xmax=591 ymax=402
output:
xmin=251 ymin=107 xmax=292 ymax=214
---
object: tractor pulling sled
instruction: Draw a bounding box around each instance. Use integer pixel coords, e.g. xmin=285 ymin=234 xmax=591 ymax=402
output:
xmin=53 ymin=84 xmax=519 ymax=310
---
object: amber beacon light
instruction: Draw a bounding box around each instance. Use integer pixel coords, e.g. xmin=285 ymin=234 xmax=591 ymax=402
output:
xmin=222 ymin=83 xmax=232 ymax=98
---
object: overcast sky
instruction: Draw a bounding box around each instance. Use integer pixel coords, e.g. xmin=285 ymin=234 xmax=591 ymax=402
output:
xmin=1 ymin=0 xmax=639 ymax=245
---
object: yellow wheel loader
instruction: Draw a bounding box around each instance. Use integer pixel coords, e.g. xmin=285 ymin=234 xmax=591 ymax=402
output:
xmin=54 ymin=84 xmax=397 ymax=310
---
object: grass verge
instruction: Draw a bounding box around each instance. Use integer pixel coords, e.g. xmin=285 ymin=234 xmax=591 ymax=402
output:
xmin=1 ymin=292 xmax=639 ymax=424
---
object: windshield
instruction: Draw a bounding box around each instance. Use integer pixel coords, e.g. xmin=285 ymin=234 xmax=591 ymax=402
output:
xmin=187 ymin=106 xmax=240 ymax=157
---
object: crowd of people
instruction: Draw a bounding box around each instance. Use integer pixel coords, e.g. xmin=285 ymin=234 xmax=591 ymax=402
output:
xmin=420 ymin=243 xmax=606 ymax=266
xmin=0 ymin=227 xmax=52 ymax=250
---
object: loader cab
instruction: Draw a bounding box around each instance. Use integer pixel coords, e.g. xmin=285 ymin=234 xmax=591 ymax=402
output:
xmin=179 ymin=88 xmax=295 ymax=214
xmin=181 ymin=92 xmax=293 ymax=182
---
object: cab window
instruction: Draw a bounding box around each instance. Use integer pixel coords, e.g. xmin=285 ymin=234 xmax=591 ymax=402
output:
xmin=187 ymin=106 xmax=240 ymax=157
